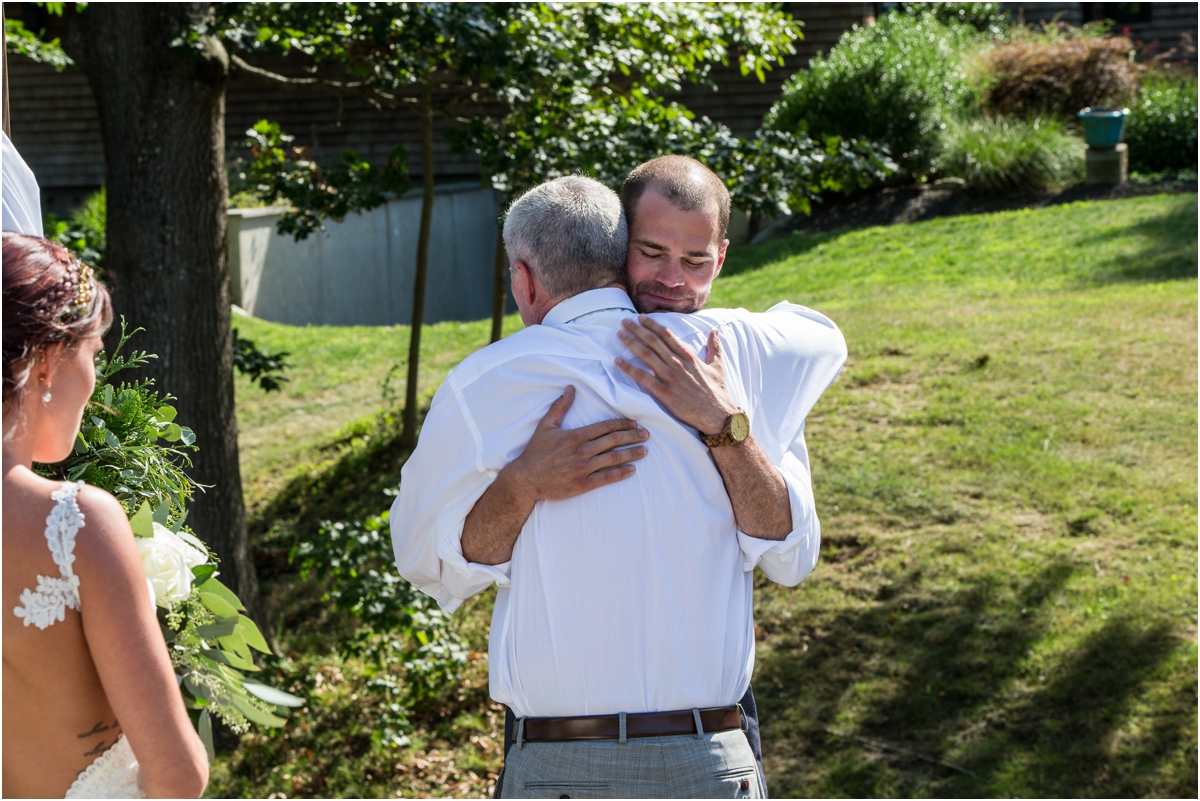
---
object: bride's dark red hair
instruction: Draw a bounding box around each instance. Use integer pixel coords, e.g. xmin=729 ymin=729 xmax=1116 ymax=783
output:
xmin=3 ymin=232 xmax=113 ymax=405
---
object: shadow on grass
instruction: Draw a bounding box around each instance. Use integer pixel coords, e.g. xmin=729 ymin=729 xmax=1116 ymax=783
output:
xmin=1080 ymin=194 xmax=1199 ymax=285
xmin=720 ymin=230 xmax=840 ymax=279
xmin=249 ymin=409 xmax=417 ymax=583
xmin=757 ymin=559 xmax=1193 ymax=797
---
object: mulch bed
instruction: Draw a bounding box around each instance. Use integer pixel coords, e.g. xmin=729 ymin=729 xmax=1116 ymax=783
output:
xmin=767 ymin=178 xmax=1198 ymax=239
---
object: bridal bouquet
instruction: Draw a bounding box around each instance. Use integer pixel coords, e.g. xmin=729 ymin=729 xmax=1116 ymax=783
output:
xmin=129 ymin=499 xmax=301 ymax=755
xmin=37 ymin=322 xmax=300 ymax=758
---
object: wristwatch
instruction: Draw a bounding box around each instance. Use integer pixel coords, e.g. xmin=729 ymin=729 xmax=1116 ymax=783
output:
xmin=700 ymin=409 xmax=750 ymax=448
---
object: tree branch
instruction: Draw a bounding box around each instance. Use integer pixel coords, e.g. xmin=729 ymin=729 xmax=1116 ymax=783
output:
xmin=228 ymin=53 xmax=407 ymax=107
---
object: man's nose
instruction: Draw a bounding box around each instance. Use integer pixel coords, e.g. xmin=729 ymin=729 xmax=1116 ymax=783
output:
xmin=655 ymin=258 xmax=685 ymax=287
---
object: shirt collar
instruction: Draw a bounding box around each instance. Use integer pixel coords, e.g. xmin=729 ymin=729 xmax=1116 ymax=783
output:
xmin=542 ymin=287 xmax=637 ymax=327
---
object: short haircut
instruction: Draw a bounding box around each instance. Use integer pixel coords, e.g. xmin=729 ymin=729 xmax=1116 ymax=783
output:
xmin=503 ymin=175 xmax=628 ymax=298
xmin=621 ymin=155 xmax=731 ymax=240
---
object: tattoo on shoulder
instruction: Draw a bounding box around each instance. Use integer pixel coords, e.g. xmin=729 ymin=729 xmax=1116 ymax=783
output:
xmin=77 ymin=720 xmax=111 ymax=739
xmin=82 ymin=740 xmax=108 ymax=758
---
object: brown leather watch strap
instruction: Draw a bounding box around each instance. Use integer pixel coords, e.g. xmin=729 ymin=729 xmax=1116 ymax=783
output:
xmin=522 ymin=706 xmax=741 ymax=742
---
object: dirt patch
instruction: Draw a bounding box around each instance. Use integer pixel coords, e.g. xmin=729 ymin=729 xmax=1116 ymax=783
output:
xmin=769 ymin=179 xmax=1198 ymax=238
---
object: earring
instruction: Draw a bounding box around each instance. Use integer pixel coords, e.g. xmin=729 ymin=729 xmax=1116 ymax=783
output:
xmin=43 ymin=389 xmax=53 ymax=403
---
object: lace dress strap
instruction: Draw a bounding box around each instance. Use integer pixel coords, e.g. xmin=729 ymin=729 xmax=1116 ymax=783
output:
xmin=13 ymin=481 xmax=86 ymax=629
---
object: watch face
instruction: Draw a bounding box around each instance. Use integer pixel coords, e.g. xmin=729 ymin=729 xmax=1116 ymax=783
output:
xmin=730 ymin=412 xmax=749 ymax=441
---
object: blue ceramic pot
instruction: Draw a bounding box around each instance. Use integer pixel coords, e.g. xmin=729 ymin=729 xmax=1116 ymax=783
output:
xmin=1078 ymin=107 xmax=1130 ymax=149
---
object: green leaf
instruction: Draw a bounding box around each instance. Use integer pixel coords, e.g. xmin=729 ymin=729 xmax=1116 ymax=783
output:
xmin=242 ymin=681 xmax=304 ymax=708
xmin=183 ymin=675 xmax=214 ymax=702
xmin=73 ymin=432 xmax=89 ymax=455
xmin=179 ymin=427 xmax=197 ymax=446
xmin=164 ymin=423 xmax=183 ymax=442
xmin=217 ymin=641 xmax=259 ymax=672
xmin=90 ymin=416 xmax=105 ymax=430
xmin=194 ymin=616 xmax=239 ymax=639
xmin=230 ymin=692 xmax=287 ymax=728
xmin=220 ymin=630 xmax=255 ymax=665
xmin=236 ymin=615 xmax=272 ymax=654
xmin=198 ymin=710 xmax=215 ymax=762
xmin=174 ymin=529 xmax=210 ymax=558
xmin=191 ymin=564 xmax=216 ymax=583
xmin=196 ymin=578 xmax=246 ymax=612
xmin=199 ymin=591 xmax=238 ymax=619
xmin=156 ymin=404 xmax=177 ymax=423
xmin=129 ymin=501 xmax=154 ymax=538
xmin=104 ymin=430 xmax=121 ymax=450
xmin=152 ymin=503 xmax=170 ymax=526
xmin=102 ymin=384 xmax=114 ymax=408
xmin=170 ymin=510 xmax=189 ymax=532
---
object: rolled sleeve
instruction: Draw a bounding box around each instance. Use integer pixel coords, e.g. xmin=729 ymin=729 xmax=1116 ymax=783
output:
xmin=735 ymin=449 xmax=821 ymax=586
xmin=391 ymin=385 xmax=509 ymax=612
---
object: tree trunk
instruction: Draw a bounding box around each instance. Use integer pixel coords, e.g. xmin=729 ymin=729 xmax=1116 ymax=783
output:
xmin=490 ymin=225 xmax=506 ymax=344
xmin=62 ymin=4 xmax=265 ymax=630
xmin=401 ymin=85 xmax=435 ymax=449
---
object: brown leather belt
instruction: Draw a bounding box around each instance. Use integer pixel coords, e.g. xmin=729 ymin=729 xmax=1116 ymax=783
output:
xmin=521 ymin=706 xmax=742 ymax=742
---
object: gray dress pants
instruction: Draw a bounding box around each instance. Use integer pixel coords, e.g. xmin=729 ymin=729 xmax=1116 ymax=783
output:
xmin=498 ymin=729 xmax=765 ymax=799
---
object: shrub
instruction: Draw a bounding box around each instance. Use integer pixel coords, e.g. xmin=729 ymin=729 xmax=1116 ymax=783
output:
xmin=43 ymin=187 xmax=106 ymax=268
xmin=980 ymin=36 xmax=1142 ymax=119
xmin=764 ymin=12 xmax=980 ymax=176
xmin=1125 ymin=71 xmax=1199 ymax=173
xmin=903 ymin=2 xmax=1009 ymax=37
xmin=935 ymin=115 xmax=1085 ymax=194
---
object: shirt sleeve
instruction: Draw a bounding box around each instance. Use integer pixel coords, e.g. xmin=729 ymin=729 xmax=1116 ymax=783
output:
xmin=390 ymin=381 xmax=511 ymax=613
xmin=730 ymin=301 xmax=847 ymax=585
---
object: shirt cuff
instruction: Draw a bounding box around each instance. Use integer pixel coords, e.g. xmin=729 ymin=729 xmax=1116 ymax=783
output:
xmin=734 ymin=459 xmax=819 ymax=575
xmin=434 ymin=518 xmax=513 ymax=603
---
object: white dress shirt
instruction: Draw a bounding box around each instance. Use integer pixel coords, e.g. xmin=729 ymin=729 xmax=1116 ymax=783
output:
xmin=391 ymin=288 xmax=846 ymax=718
xmin=2 ymin=132 xmax=44 ymax=236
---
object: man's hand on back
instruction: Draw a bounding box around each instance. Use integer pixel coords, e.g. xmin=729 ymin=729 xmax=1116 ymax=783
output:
xmin=615 ymin=317 xmax=793 ymax=540
xmin=615 ymin=315 xmax=737 ymax=435
xmin=461 ymin=385 xmax=649 ymax=565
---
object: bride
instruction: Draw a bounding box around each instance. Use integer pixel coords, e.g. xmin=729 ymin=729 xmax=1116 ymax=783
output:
xmin=3 ymin=232 xmax=208 ymax=798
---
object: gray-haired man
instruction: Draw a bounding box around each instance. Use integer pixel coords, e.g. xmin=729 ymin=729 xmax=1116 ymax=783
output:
xmin=392 ymin=175 xmax=846 ymax=798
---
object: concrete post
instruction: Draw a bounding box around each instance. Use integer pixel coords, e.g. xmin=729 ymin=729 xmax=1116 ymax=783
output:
xmin=1085 ymin=143 xmax=1128 ymax=185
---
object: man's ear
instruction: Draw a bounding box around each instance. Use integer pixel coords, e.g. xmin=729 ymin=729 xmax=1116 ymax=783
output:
xmin=713 ymin=239 xmax=729 ymax=280
xmin=511 ymin=261 xmax=536 ymax=308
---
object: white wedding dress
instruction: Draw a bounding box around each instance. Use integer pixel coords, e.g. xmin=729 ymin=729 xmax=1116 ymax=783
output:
xmin=13 ymin=481 xmax=145 ymax=799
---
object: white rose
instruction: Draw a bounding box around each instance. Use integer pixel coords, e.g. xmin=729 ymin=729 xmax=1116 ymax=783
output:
xmin=137 ymin=522 xmax=208 ymax=607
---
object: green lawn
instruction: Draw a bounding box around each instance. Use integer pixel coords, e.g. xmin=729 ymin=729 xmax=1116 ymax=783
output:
xmin=215 ymin=193 xmax=1197 ymax=798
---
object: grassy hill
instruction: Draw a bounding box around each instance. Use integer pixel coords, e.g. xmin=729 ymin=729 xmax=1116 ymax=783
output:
xmin=213 ymin=193 xmax=1197 ymax=798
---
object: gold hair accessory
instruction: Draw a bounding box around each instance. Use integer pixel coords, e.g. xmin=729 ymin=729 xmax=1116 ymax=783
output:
xmin=58 ymin=261 xmax=95 ymax=322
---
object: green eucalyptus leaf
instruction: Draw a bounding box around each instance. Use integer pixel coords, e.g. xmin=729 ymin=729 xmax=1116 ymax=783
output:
xmin=242 ymin=681 xmax=304 ymax=708
xmin=195 ymin=579 xmax=246 ymax=612
xmin=90 ymin=416 xmax=105 ymax=430
xmin=179 ymin=427 xmax=196 ymax=446
xmin=170 ymin=510 xmax=189 ymax=532
xmin=73 ymin=433 xmax=89 ymax=455
xmin=156 ymin=405 xmax=177 ymax=423
xmin=194 ymin=616 xmax=239 ymax=639
xmin=229 ymin=692 xmax=287 ymax=727
xmin=236 ymin=615 xmax=272 ymax=654
xmin=164 ymin=423 xmax=182 ymax=442
xmin=102 ymin=384 xmax=114 ymax=408
xmin=129 ymin=501 xmax=155 ymax=538
xmin=104 ymin=430 xmax=121 ymax=450
xmin=152 ymin=503 xmax=170 ymax=526
xmin=199 ymin=710 xmax=215 ymax=762
xmin=191 ymin=564 xmax=216 ymax=583
xmin=199 ymin=591 xmax=238 ymax=619
xmin=174 ymin=529 xmax=209 ymax=557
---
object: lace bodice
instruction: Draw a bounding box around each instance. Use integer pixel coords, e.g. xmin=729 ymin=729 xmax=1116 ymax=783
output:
xmin=13 ymin=481 xmax=85 ymax=629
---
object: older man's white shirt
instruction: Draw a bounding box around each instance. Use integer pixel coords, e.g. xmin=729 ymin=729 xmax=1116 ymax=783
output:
xmin=391 ymin=288 xmax=846 ymax=718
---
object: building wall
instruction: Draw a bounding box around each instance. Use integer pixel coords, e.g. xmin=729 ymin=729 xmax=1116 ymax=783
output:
xmin=228 ymin=184 xmax=506 ymax=327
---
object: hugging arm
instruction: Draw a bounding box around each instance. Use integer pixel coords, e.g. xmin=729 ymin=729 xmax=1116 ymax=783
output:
xmin=616 ymin=317 xmax=792 ymax=539
xmin=460 ymin=386 xmax=649 ymax=565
